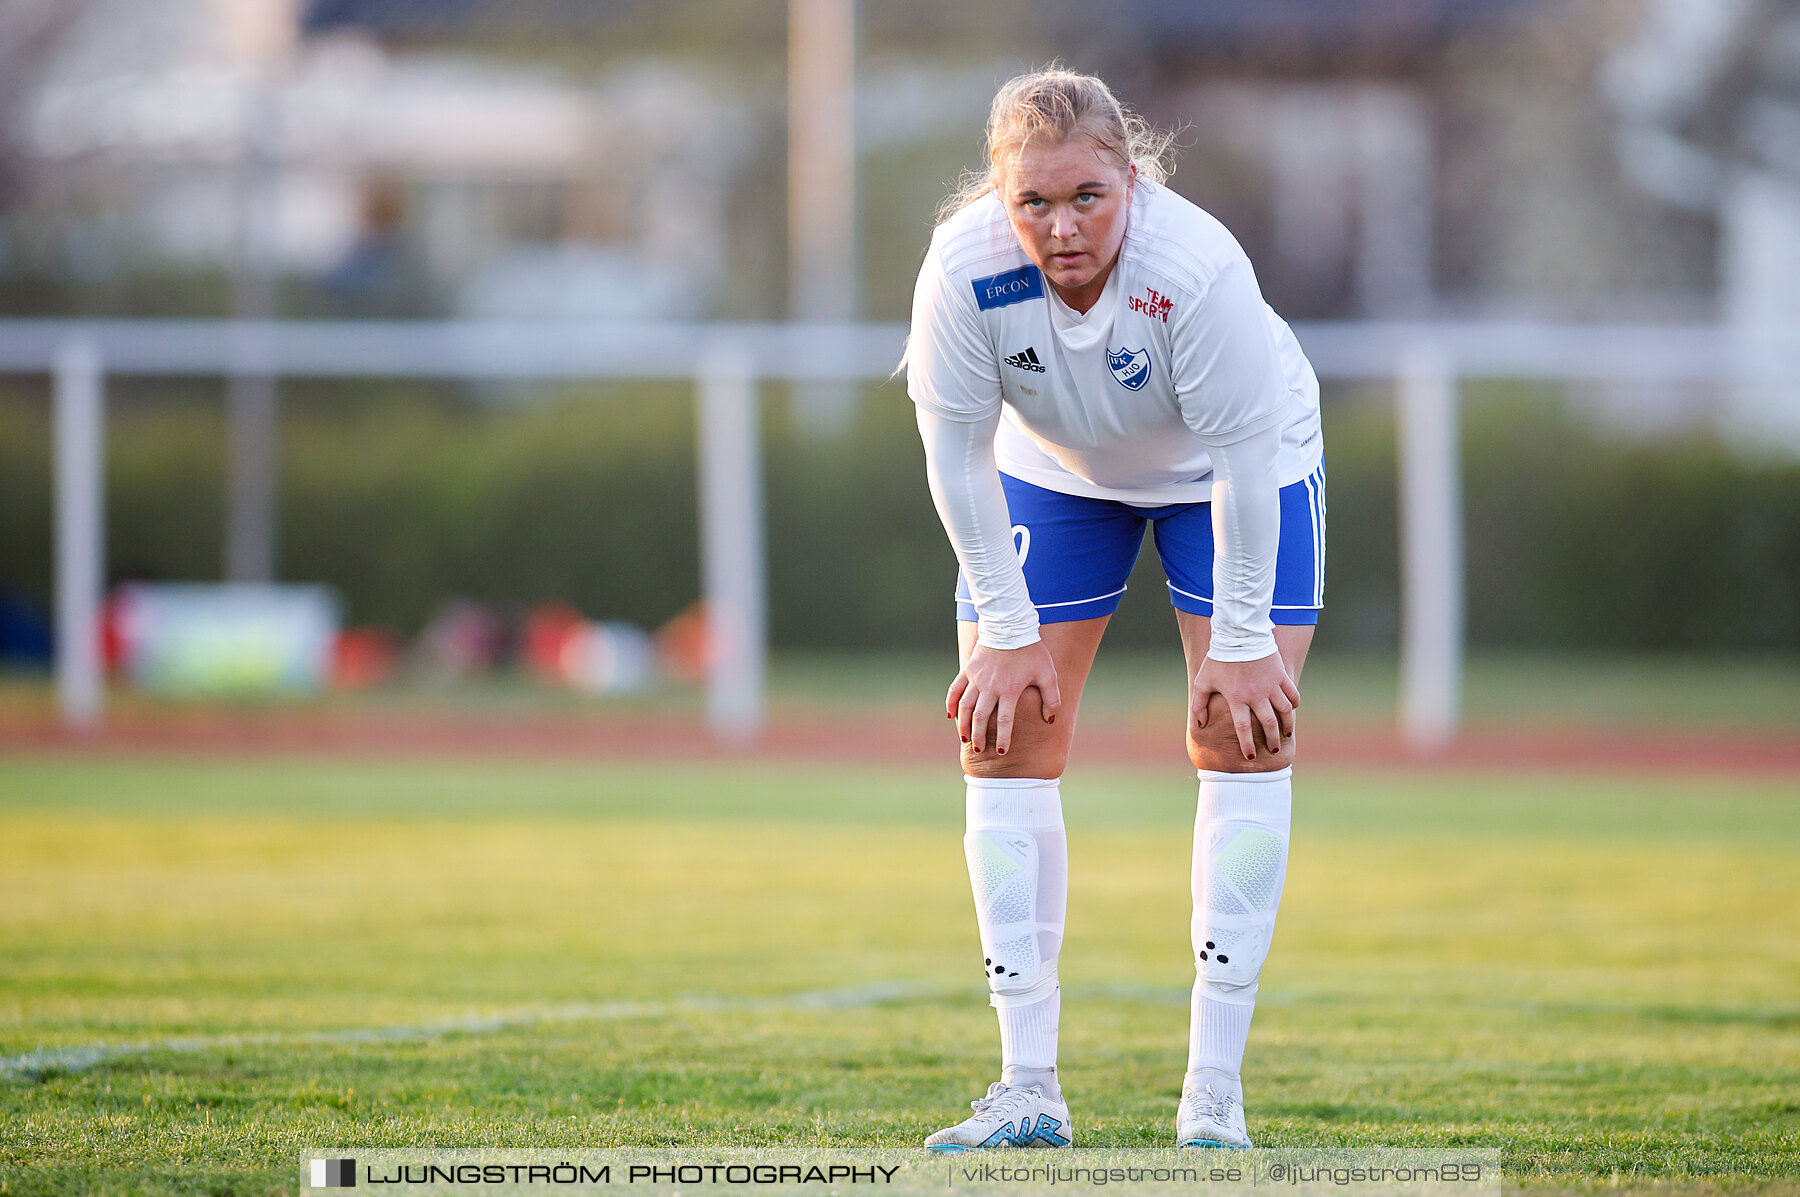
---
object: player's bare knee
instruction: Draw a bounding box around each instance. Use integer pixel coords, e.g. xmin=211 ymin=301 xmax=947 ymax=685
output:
xmin=1189 ymin=730 xmax=1295 ymax=775
xmin=1188 ymin=693 xmax=1295 ymax=773
xmin=964 ymin=688 xmax=1070 ymax=777
xmin=964 ymin=728 xmax=1070 ymax=778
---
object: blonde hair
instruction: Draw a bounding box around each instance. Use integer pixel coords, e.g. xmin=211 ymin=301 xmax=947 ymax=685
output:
xmin=938 ymin=66 xmax=1177 ymax=224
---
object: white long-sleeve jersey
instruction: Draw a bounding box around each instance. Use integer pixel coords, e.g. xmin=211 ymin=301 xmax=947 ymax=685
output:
xmin=905 ymin=184 xmax=1322 ymax=659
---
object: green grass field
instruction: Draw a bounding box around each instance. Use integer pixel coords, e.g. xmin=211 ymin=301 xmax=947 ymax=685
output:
xmin=2 ymin=750 xmax=1797 ymax=1196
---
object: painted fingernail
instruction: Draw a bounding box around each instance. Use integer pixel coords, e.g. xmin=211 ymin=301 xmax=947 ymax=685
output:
xmin=997 ymin=747 xmax=1006 ymax=755
xmin=1046 ymin=714 xmax=1055 ymax=724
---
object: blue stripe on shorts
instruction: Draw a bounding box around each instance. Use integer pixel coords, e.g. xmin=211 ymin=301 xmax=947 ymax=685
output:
xmin=955 ymin=464 xmax=1326 ymax=626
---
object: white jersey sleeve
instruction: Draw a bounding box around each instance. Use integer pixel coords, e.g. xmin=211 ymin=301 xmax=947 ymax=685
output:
xmin=914 ymin=405 xmax=1041 ymax=650
xmin=1200 ymin=421 xmax=1281 ymax=662
xmin=908 ymin=228 xmax=1040 ymax=648
xmin=1164 ymin=251 xmax=1286 ymax=660
xmin=1170 ymin=257 xmax=1287 ymax=443
xmin=906 ymin=236 xmax=1002 ymax=423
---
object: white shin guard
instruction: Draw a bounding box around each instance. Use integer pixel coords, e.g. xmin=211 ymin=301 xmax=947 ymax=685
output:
xmin=965 ymin=776 xmax=1066 ymax=1075
xmin=1188 ymin=767 xmax=1291 ymax=1080
xmin=1192 ymin=767 xmax=1291 ymax=1006
xmin=965 ymin=776 xmax=1066 ymax=1007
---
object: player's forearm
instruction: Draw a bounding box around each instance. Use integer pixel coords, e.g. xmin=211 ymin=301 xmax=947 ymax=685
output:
xmin=1200 ymin=423 xmax=1280 ymax=661
xmin=915 ymin=405 xmax=1041 ymax=649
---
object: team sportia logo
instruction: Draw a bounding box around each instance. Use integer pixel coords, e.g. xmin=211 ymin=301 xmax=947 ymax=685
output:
xmin=1127 ymin=286 xmax=1174 ymax=322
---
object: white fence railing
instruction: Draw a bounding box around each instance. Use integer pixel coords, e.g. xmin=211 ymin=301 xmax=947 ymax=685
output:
xmin=8 ymin=318 xmax=1797 ymax=749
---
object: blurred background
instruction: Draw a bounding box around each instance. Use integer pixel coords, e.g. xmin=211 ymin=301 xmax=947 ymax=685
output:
xmin=2 ymin=5 xmax=1797 ymax=1184
xmin=0 ymin=0 xmax=1796 ymax=749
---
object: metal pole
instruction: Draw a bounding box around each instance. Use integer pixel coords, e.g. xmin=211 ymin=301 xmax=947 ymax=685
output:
xmin=225 ymin=358 xmax=278 ymax=582
xmin=697 ymin=348 xmax=767 ymax=745
xmin=787 ymin=0 xmax=858 ymax=435
xmin=225 ymin=72 xmax=281 ymax=583
xmin=53 ymin=335 xmax=105 ymax=730
xmin=1397 ymin=342 xmax=1462 ymax=751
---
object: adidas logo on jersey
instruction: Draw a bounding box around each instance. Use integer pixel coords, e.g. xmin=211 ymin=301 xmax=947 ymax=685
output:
xmin=1004 ymin=347 xmax=1046 ymax=372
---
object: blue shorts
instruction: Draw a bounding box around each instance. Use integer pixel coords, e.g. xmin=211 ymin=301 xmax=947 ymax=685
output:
xmin=955 ymin=465 xmax=1326 ymax=626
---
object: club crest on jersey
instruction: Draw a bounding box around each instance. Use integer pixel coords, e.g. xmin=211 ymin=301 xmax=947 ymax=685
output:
xmin=1107 ymin=346 xmax=1152 ymax=390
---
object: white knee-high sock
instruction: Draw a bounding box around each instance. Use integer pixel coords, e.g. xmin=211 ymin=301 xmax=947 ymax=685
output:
xmin=964 ymin=775 xmax=1067 ymax=1099
xmin=1187 ymin=767 xmax=1291 ymax=1085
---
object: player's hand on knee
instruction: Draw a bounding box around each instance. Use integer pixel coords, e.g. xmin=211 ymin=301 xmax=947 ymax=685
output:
xmin=949 ymin=639 xmax=1062 ymax=756
xmin=1192 ymin=651 xmax=1299 ymax=762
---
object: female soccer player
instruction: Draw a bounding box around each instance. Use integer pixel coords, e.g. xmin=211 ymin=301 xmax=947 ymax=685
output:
xmin=906 ymin=68 xmax=1325 ymax=1152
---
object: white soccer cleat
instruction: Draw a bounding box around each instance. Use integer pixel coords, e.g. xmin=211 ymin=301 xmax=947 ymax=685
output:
xmin=1177 ymin=1069 xmax=1252 ymax=1150
xmin=924 ymin=1082 xmax=1074 ymax=1153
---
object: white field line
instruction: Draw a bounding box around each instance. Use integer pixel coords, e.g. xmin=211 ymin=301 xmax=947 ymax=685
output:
xmin=0 ymin=980 xmax=956 ymax=1082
